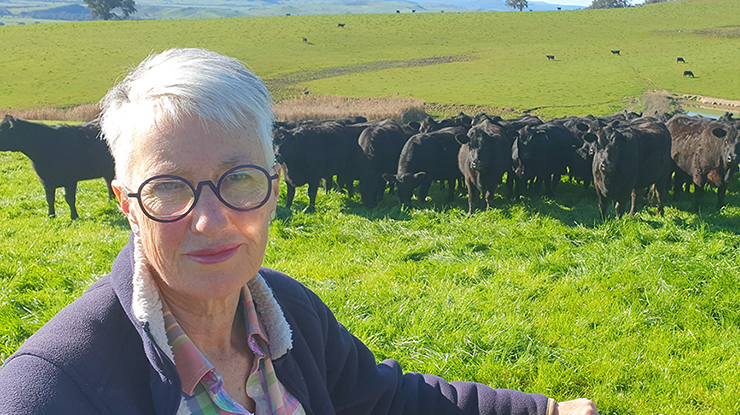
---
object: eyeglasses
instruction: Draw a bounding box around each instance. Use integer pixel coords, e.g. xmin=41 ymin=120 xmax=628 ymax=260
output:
xmin=127 ymin=164 xmax=279 ymax=223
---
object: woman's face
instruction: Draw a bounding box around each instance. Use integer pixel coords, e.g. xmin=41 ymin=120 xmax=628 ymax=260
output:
xmin=115 ymin=116 xmax=278 ymax=302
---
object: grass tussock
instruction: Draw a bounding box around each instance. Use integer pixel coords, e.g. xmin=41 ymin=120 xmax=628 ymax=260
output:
xmin=1 ymin=104 xmax=100 ymax=122
xmin=273 ymin=94 xmax=428 ymax=123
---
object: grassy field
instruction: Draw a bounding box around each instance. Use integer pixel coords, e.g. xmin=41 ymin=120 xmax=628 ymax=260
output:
xmin=2 ymin=0 xmax=740 ymax=117
xmin=1 ymin=144 xmax=739 ymax=413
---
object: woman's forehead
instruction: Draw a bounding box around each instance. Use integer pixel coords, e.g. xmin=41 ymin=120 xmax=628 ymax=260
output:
xmin=129 ymin=118 xmax=266 ymax=179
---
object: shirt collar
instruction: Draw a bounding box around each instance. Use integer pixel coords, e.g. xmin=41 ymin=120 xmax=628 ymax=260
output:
xmin=160 ymin=284 xmax=271 ymax=395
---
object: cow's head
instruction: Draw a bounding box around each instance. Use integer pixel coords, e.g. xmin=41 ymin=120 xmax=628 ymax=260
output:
xmin=0 ymin=115 xmax=21 ymax=151
xmin=383 ymin=172 xmax=425 ymax=206
xmin=419 ymin=116 xmax=437 ymax=133
xmin=586 ymin=126 xmax=626 ymax=176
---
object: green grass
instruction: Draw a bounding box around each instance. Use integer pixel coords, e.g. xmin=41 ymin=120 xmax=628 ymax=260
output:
xmin=2 ymin=147 xmax=740 ymax=414
xmin=2 ymin=0 xmax=740 ymax=116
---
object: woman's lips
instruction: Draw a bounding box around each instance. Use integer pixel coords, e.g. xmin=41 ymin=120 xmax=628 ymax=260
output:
xmin=186 ymin=245 xmax=240 ymax=264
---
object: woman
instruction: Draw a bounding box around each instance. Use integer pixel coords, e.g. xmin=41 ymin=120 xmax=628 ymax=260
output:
xmin=0 ymin=48 xmax=597 ymax=415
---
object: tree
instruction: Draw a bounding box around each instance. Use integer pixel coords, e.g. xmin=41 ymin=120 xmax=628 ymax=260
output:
xmin=589 ymin=0 xmax=630 ymax=8
xmin=505 ymin=0 xmax=528 ymax=12
xmin=84 ymin=0 xmax=135 ymax=20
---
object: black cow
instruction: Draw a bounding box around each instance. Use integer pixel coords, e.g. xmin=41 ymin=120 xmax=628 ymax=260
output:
xmin=683 ymin=71 xmax=695 ymax=77
xmin=666 ymin=114 xmax=740 ymax=210
xmin=456 ymin=119 xmax=512 ymax=215
xmin=0 ymin=115 xmax=115 ymax=219
xmin=546 ymin=55 xmax=555 ymax=60
xmin=419 ymin=113 xmax=472 ymax=133
xmin=357 ymin=119 xmax=412 ymax=207
xmin=677 ymin=57 xmax=686 ymax=63
xmin=337 ymin=23 xmax=345 ymax=28
xmin=272 ymin=121 xmax=363 ymax=209
xmin=611 ymin=50 xmax=620 ymax=55
xmin=510 ymin=121 xmax=576 ymax=197
xmin=383 ymin=127 xmax=465 ymax=206
xmin=585 ymin=120 xmax=672 ymax=219
xmin=302 ymin=37 xmax=308 ymax=43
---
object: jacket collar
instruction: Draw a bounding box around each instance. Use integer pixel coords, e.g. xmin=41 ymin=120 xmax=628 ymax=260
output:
xmin=128 ymin=234 xmax=293 ymax=363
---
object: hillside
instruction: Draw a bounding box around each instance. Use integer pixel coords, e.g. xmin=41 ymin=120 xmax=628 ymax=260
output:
xmin=1 ymin=0 xmax=739 ymax=117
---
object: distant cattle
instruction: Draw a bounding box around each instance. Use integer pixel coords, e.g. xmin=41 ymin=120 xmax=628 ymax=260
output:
xmin=337 ymin=23 xmax=345 ymax=27
xmin=456 ymin=118 xmax=513 ymax=215
xmin=611 ymin=50 xmax=620 ymax=55
xmin=557 ymin=7 xmax=561 ymax=10
xmin=396 ymin=10 xmax=400 ymax=13
xmin=412 ymin=9 xmax=416 ymax=12
xmin=0 ymin=115 xmax=115 ymax=219
xmin=546 ymin=55 xmax=555 ymax=60
xmin=683 ymin=71 xmax=695 ymax=77
xmin=384 ymin=127 xmax=465 ymax=206
xmin=585 ymin=120 xmax=672 ymax=219
xmin=510 ymin=121 xmax=576 ymax=197
xmin=302 ymin=37 xmax=308 ymax=43
xmin=666 ymin=114 xmax=740 ymax=210
xmin=677 ymin=57 xmax=686 ymax=63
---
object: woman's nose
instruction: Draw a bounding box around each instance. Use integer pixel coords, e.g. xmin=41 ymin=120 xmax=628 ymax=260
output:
xmin=190 ymin=186 xmax=229 ymax=234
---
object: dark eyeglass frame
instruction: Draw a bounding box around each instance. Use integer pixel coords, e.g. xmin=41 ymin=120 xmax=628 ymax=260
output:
xmin=127 ymin=164 xmax=280 ymax=223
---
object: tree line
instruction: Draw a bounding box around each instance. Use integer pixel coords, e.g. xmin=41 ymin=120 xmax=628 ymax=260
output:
xmin=505 ymin=0 xmax=672 ymax=12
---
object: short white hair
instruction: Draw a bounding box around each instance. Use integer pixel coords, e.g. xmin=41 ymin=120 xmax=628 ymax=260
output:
xmin=100 ymin=48 xmax=274 ymax=185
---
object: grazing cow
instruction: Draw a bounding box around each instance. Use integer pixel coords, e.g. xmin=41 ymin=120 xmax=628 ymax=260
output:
xmin=510 ymin=121 xmax=576 ymax=197
xmin=683 ymin=71 xmax=695 ymax=77
xmin=585 ymin=120 xmax=672 ymax=219
xmin=419 ymin=113 xmax=472 ymax=133
xmin=557 ymin=7 xmax=561 ymax=10
xmin=357 ymin=119 xmax=411 ymax=207
xmin=337 ymin=23 xmax=345 ymax=28
xmin=677 ymin=57 xmax=686 ymax=63
xmin=456 ymin=119 xmax=512 ymax=215
xmin=302 ymin=37 xmax=308 ymax=43
xmin=272 ymin=121 xmax=363 ymax=209
xmin=546 ymin=55 xmax=555 ymax=60
xmin=0 ymin=115 xmax=115 ymax=219
xmin=666 ymin=114 xmax=740 ymax=210
xmin=412 ymin=9 xmax=416 ymax=12
xmin=383 ymin=127 xmax=465 ymax=206
xmin=611 ymin=50 xmax=620 ymax=55
xmin=396 ymin=10 xmax=400 ymax=13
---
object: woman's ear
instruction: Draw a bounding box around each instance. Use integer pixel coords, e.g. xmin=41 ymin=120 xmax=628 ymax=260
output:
xmin=112 ymin=179 xmax=131 ymax=215
xmin=272 ymin=165 xmax=281 ymax=199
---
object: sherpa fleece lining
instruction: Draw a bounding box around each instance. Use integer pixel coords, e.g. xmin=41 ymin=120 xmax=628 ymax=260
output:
xmin=129 ymin=235 xmax=293 ymax=414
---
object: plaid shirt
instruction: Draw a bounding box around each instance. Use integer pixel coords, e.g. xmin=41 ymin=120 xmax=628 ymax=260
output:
xmin=162 ymin=286 xmax=306 ymax=415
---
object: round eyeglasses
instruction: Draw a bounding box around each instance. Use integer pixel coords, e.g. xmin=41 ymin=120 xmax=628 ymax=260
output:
xmin=127 ymin=164 xmax=280 ymax=223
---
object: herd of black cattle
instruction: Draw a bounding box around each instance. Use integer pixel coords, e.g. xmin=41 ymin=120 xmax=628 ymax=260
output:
xmin=273 ymin=111 xmax=740 ymax=219
xmin=1 ymin=109 xmax=739 ymax=220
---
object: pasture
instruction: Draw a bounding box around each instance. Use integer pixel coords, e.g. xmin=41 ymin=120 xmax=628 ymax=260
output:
xmin=1 ymin=143 xmax=740 ymax=413
xmin=0 ymin=0 xmax=740 ymax=117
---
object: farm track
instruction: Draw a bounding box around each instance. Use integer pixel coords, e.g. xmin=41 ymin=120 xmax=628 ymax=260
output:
xmin=266 ymin=54 xmax=476 ymax=100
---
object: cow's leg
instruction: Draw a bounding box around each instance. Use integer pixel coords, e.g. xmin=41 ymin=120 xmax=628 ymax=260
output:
xmin=447 ymin=179 xmax=456 ymax=202
xmin=64 ymin=183 xmax=79 ymax=220
xmin=717 ymin=183 xmax=727 ymax=210
xmin=615 ymin=197 xmax=627 ymax=219
xmin=672 ymin=173 xmax=681 ymax=200
xmin=629 ymin=188 xmax=637 ymax=217
xmin=346 ymin=179 xmax=354 ymax=198
xmin=544 ymin=175 xmax=554 ymax=197
xmin=597 ymin=192 xmax=607 ymax=221
xmin=285 ymin=184 xmax=296 ymax=208
xmin=506 ymin=174 xmax=515 ymax=199
xmin=44 ymin=185 xmax=56 ymax=218
xmin=308 ymin=182 xmax=319 ymax=206
xmin=466 ymin=177 xmax=477 ymax=217
xmin=105 ymin=177 xmax=115 ymax=199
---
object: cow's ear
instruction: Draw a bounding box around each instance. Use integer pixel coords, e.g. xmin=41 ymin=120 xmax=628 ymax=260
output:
xmin=609 ymin=120 xmax=620 ymax=128
xmin=2 ymin=114 xmax=14 ymax=127
xmin=407 ymin=121 xmax=420 ymax=131
xmin=505 ymin=128 xmax=519 ymax=140
xmin=713 ymin=128 xmax=727 ymax=139
xmin=382 ymin=173 xmax=397 ymax=183
xmin=576 ymin=122 xmax=590 ymax=132
xmin=455 ymin=133 xmax=470 ymax=145
xmin=583 ymin=133 xmax=597 ymax=143
xmin=413 ymin=172 xmax=426 ymax=180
